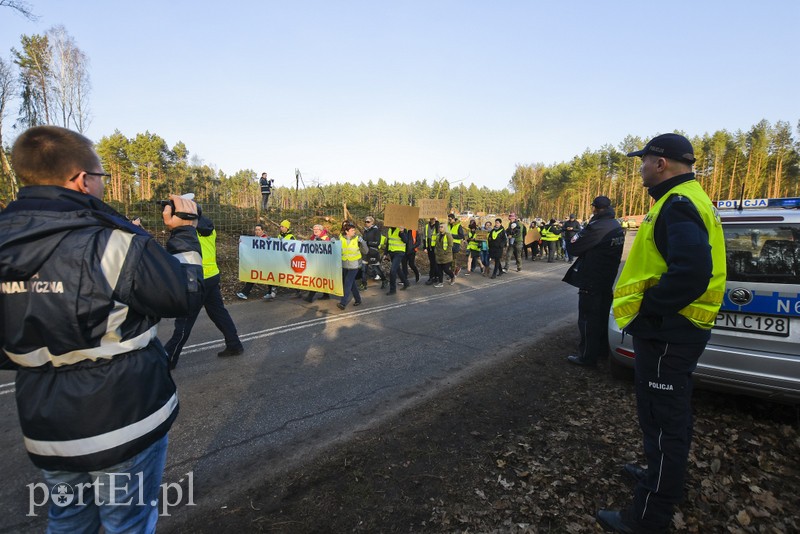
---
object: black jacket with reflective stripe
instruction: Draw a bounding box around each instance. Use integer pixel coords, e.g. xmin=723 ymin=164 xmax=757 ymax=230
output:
xmin=0 ymin=186 xmax=204 ymax=471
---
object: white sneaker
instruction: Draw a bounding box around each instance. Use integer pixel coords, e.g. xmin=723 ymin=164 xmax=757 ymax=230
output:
xmin=449 ymin=277 xmax=455 ymax=285
xmin=263 ymin=292 xmax=276 ymax=300
xmin=434 ymin=282 xmax=444 ymax=288
xmin=236 ymin=292 xmax=248 ymax=300
xmin=373 ymin=275 xmax=381 ymax=280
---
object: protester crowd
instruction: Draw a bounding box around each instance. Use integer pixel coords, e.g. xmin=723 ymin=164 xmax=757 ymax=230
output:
xmin=234 ymin=212 xmax=588 ymax=307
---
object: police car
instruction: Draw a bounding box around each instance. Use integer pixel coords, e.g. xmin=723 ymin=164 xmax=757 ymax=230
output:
xmin=608 ymin=197 xmax=800 ymax=403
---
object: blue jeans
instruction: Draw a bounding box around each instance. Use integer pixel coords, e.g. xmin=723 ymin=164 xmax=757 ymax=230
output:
xmin=42 ymin=434 xmax=168 ymax=534
xmin=340 ymin=268 xmax=361 ymax=306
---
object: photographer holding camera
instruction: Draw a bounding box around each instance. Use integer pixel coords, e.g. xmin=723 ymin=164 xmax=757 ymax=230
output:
xmin=260 ymin=172 xmax=274 ymax=210
xmin=0 ymin=125 xmax=204 ymax=532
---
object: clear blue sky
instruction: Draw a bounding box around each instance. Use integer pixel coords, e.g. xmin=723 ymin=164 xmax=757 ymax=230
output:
xmin=1 ymin=0 xmax=797 ymax=190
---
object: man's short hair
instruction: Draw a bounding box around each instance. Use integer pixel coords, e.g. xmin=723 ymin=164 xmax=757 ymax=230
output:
xmin=11 ymin=126 xmax=99 ymax=186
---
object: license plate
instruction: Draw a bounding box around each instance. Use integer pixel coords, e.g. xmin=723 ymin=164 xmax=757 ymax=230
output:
xmin=715 ymin=312 xmax=790 ymax=337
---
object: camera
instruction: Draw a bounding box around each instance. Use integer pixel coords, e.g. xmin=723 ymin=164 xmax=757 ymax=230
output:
xmin=154 ymin=199 xmax=201 ymax=220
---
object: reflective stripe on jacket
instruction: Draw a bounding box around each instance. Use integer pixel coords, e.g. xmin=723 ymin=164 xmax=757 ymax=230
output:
xmin=613 ymin=180 xmax=726 ymax=330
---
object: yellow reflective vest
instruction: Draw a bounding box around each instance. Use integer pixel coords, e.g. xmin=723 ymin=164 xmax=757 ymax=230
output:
xmin=198 ymin=230 xmax=220 ymax=279
xmin=613 ymin=180 xmax=727 ymax=330
xmin=341 ymin=236 xmax=362 ymax=262
xmin=467 ymin=229 xmax=481 ymax=251
xmin=448 ymin=222 xmax=462 ymax=245
xmin=387 ymin=228 xmax=405 ymax=253
xmin=540 ymin=225 xmax=559 ymax=241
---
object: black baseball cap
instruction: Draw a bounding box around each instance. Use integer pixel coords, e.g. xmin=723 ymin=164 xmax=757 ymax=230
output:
xmin=591 ymin=195 xmax=612 ymax=209
xmin=627 ymin=133 xmax=696 ymax=164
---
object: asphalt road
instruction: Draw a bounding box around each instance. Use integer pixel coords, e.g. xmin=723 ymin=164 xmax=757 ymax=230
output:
xmin=0 ymin=258 xmax=580 ymax=532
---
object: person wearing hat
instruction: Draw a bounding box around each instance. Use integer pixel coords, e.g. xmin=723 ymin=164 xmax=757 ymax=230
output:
xmin=562 ymin=195 xmax=624 ymax=368
xmin=503 ymin=212 xmax=525 ymax=272
xmin=596 ymin=133 xmax=726 ymax=534
xmin=539 ymin=218 xmax=562 ymax=263
xmin=561 ymin=213 xmax=582 ymax=263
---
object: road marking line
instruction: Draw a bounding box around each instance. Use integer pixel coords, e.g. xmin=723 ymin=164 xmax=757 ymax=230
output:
xmin=0 ymin=268 xmax=558 ymax=392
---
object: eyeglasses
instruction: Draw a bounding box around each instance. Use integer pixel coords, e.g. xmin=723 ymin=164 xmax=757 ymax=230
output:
xmin=70 ymin=171 xmax=112 ymax=184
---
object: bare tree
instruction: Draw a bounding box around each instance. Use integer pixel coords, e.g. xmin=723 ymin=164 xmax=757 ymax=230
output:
xmin=0 ymin=0 xmax=38 ymax=21
xmin=47 ymin=25 xmax=91 ymax=132
xmin=0 ymin=56 xmax=19 ymax=200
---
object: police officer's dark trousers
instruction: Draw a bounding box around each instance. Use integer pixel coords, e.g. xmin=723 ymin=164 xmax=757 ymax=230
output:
xmin=165 ymin=274 xmax=242 ymax=368
xmin=577 ymin=289 xmax=612 ymax=364
xmin=626 ymin=337 xmax=705 ymax=532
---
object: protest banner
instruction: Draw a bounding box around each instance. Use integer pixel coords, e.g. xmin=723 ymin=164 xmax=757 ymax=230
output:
xmin=383 ymin=204 xmax=420 ymax=229
xmin=474 ymin=230 xmax=489 ymax=241
xmin=417 ymin=199 xmax=448 ymax=220
xmin=238 ymin=237 xmax=344 ymax=296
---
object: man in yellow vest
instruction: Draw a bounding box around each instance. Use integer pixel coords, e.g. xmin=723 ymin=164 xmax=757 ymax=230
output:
xmin=597 ymin=134 xmax=726 ymax=534
xmin=384 ymin=226 xmax=410 ymax=295
xmin=164 ymin=214 xmax=244 ymax=369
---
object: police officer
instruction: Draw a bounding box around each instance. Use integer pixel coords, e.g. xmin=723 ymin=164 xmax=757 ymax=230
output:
xmin=596 ymin=133 xmax=726 ymax=533
xmin=562 ymin=214 xmax=582 ymax=263
xmin=563 ymin=196 xmax=624 ymax=367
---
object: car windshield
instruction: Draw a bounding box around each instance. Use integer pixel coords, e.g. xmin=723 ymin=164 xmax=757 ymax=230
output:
xmin=724 ymin=222 xmax=800 ymax=284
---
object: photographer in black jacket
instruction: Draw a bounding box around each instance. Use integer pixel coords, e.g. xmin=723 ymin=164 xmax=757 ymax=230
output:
xmin=562 ymin=196 xmax=625 ymax=367
xmin=0 ymin=125 xmax=203 ymax=532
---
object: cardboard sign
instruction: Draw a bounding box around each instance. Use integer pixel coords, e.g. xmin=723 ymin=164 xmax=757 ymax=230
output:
xmin=473 ymin=230 xmax=489 ymax=241
xmin=417 ymin=199 xmax=448 ymax=220
xmin=524 ymin=227 xmax=540 ymax=244
xmin=383 ymin=204 xmax=420 ymax=229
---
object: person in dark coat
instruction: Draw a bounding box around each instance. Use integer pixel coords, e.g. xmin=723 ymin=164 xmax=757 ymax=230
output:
xmin=562 ymin=196 xmax=625 ymax=367
xmin=487 ymin=218 xmax=507 ymax=279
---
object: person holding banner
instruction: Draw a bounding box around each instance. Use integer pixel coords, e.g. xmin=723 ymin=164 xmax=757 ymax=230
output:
xmin=236 ymin=224 xmax=275 ymax=300
xmin=338 ymin=221 xmax=369 ymax=309
xmin=385 ymin=226 xmax=411 ymax=295
xmin=304 ymin=224 xmax=332 ymax=303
